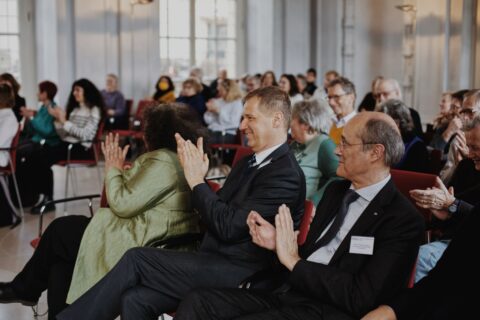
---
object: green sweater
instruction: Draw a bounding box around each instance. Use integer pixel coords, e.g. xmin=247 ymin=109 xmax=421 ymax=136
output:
xmin=66 ymin=149 xmax=199 ymax=303
xmin=28 ymin=103 xmax=61 ymax=146
xmin=291 ymin=134 xmax=340 ymax=205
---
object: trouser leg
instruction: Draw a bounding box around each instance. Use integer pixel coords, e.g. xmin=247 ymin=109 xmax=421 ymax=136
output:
xmin=58 ymin=248 xmax=256 ymax=320
xmin=11 ymin=216 xmax=90 ymax=301
xmin=121 ymin=286 xmax=178 ymax=320
xmin=47 ymin=261 xmax=75 ymax=320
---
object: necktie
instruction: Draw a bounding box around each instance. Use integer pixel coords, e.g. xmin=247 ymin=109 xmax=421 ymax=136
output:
xmin=315 ymin=189 xmax=359 ymax=247
xmin=247 ymin=154 xmax=257 ymax=168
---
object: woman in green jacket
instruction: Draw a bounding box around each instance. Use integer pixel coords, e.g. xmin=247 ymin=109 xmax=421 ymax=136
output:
xmin=0 ymin=103 xmax=206 ymax=319
xmin=290 ymin=99 xmax=340 ymax=205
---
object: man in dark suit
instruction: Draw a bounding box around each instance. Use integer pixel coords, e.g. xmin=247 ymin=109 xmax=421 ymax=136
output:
xmin=57 ymin=86 xmax=306 ymax=320
xmin=174 ymin=112 xmax=425 ymax=320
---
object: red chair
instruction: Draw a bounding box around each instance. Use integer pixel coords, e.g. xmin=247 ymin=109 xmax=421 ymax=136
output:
xmin=231 ymin=146 xmax=253 ymax=167
xmin=55 ymin=122 xmax=105 ymax=212
xmin=390 ymin=169 xmax=437 ymax=242
xmin=206 ymin=180 xmax=221 ymax=192
xmin=0 ymin=124 xmax=24 ymax=220
xmin=297 ymin=200 xmax=315 ymax=246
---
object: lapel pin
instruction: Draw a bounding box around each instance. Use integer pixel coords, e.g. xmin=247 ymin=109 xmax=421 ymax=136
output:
xmin=373 ymin=212 xmax=378 ymax=216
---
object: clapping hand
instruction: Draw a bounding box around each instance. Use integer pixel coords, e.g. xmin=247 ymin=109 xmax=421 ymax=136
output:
xmin=101 ymin=133 xmax=129 ymax=173
xmin=175 ymin=133 xmax=209 ymax=189
xmin=275 ymin=204 xmax=301 ymax=271
xmin=247 ymin=211 xmax=276 ymax=251
xmin=409 ymin=177 xmax=455 ymax=221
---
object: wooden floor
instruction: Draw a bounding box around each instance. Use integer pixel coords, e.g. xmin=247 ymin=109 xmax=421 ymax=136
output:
xmin=0 ymin=165 xmax=103 ymax=319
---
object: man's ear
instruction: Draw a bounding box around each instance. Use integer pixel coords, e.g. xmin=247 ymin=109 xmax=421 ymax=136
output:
xmin=370 ymin=143 xmax=385 ymax=162
xmin=272 ymin=111 xmax=284 ymax=128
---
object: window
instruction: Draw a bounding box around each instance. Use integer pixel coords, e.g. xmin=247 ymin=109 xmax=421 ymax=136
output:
xmin=159 ymin=0 xmax=238 ymax=80
xmin=0 ymin=0 xmax=20 ymax=80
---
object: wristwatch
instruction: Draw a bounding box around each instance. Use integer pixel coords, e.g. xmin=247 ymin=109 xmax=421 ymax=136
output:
xmin=447 ymin=199 xmax=460 ymax=215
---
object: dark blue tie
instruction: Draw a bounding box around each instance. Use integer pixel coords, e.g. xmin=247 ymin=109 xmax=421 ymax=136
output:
xmin=315 ymin=189 xmax=359 ymax=247
xmin=247 ymin=154 xmax=257 ymax=168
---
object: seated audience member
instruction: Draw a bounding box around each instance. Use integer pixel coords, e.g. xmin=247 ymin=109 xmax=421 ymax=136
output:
xmin=279 ymin=74 xmax=303 ymax=106
xmin=440 ymin=89 xmax=479 ymax=183
xmin=304 ymin=67 xmax=318 ymax=96
xmin=374 ymin=78 xmax=423 ymax=138
xmin=323 ymin=69 xmax=340 ymax=92
xmin=176 ymin=77 xmax=206 ymax=123
xmin=209 ymin=69 xmax=227 ymax=98
xmin=57 ymin=86 xmax=306 ymax=320
xmin=152 ymin=75 xmax=176 ymax=103
xmin=361 ymin=203 xmax=480 ymax=320
xmin=290 ymin=99 xmax=338 ymax=205
xmin=428 ymin=92 xmax=462 ymax=153
xmin=0 ymin=103 xmax=204 ymax=319
xmin=296 ymin=74 xmax=310 ymax=99
xmin=380 ymin=99 xmax=429 ymax=173
xmin=26 ymin=78 xmax=104 ymax=213
xmin=358 ymin=76 xmax=383 ymax=112
xmin=246 ymin=74 xmax=261 ymax=93
xmin=409 ymin=115 xmax=480 ymax=282
xmin=0 ymin=73 xmax=26 ymax=122
xmin=101 ymin=74 xmax=127 ymax=130
xmin=0 ymin=84 xmax=20 ymax=227
xmin=326 ymin=76 xmax=357 ymax=145
xmin=174 ymin=112 xmax=424 ymax=320
xmin=14 ymin=81 xmax=60 ymax=207
xmin=204 ymin=78 xmax=243 ymax=144
xmin=190 ymin=67 xmax=213 ymax=101
xmin=261 ymin=70 xmax=278 ymax=88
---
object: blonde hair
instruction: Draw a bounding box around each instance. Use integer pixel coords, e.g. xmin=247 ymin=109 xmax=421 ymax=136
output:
xmin=183 ymin=77 xmax=202 ymax=94
xmin=222 ymin=79 xmax=243 ymax=102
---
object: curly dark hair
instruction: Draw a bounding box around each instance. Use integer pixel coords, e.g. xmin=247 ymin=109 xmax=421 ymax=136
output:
xmin=153 ymin=75 xmax=175 ymax=101
xmin=143 ymin=102 xmax=209 ymax=152
xmin=66 ymin=78 xmax=105 ymax=119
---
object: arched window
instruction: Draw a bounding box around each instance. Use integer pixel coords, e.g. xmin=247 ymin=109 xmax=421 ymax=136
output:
xmin=0 ymin=0 xmax=21 ymax=81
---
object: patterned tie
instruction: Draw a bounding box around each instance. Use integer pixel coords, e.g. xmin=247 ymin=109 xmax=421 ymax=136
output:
xmin=315 ymin=189 xmax=359 ymax=247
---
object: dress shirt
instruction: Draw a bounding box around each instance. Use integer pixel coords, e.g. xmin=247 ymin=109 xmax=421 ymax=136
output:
xmin=307 ymin=174 xmax=391 ymax=264
xmin=332 ymin=110 xmax=357 ymax=128
xmin=253 ymin=142 xmax=284 ymax=169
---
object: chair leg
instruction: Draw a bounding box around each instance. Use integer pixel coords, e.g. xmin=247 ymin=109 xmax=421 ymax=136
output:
xmin=0 ymin=176 xmax=21 ymax=222
xmin=10 ymin=171 xmax=24 ymax=218
xmin=64 ymin=166 xmax=70 ymax=213
xmin=72 ymin=168 xmax=79 ymax=196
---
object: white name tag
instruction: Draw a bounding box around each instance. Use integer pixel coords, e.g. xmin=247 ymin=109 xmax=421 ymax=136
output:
xmin=349 ymin=236 xmax=374 ymax=255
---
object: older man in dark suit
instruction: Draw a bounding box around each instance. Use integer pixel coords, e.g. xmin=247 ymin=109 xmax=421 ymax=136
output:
xmin=174 ymin=112 xmax=425 ymax=320
xmin=57 ymin=86 xmax=305 ymax=320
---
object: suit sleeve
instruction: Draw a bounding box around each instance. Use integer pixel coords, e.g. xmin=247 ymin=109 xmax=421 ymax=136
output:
xmin=192 ymin=162 xmax=304 ymax=243
xmin=287 ymin=198 xmax=424 ymax=317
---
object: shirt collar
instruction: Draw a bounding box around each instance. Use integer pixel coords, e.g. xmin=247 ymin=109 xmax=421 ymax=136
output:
xmin=333 ymin=110 xmax=357 ymax=127
xmin=350 ymin=174 xmax=391 ymax=202
xmin=254 ymin=142 xmax=284 ymax=165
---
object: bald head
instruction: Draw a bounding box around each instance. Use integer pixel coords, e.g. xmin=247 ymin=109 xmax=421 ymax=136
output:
xmin=352 ymin=112 xmax=404 ymax=167
xmin=374 ymin=78 xmax=402 ymax=104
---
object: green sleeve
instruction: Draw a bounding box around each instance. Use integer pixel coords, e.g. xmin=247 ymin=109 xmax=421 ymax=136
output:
xmin=30 ymin=112 xmax=57 ymax=138
xmin=105 ymin=157 xmax=177 ymax=218
xmin=311 ymin=139 xmax=341 ymax=206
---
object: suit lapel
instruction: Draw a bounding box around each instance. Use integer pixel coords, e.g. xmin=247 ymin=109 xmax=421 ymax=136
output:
xmin=328 ymin=179 xmax=396 ymax=264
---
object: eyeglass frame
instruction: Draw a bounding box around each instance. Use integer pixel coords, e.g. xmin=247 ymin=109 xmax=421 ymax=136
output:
xmin=338 ymin=136 xmax=380 ymax=149
xmin=327 ymin=92 xmax=350 ymax=102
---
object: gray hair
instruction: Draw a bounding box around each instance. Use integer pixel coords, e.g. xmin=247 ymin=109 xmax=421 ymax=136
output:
xmin=190 ymin=67 xmax=203 ymax=80
xmin=360 ymin=118 xmax=405 ymax=167
xmin=463 ymin=114 xmax=480 ymax=131
xmin=378 ymin=78 xmax=402 ymax=100
xmin=292 ymin=99 xmax=332 ymax=134
xmin=378 ymin=99 xmax=413 ymax=136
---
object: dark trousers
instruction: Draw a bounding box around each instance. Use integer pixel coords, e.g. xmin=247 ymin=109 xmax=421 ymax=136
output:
xmin=17 ymin=141 xmax=92 ymax=198
xmin=11 ymin=215 xmax=90 ymax=319
xmin=174 ymin=288 xmax=334 ymax=320
xmin=57 ymin=248 xmax=258 ymax=320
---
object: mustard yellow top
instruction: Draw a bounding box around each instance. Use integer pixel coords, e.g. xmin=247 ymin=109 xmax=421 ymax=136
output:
xmin=329 ymin=123 xmax=343 ymax=145
xmin=66 ymin=149 xmax=199 ymax=303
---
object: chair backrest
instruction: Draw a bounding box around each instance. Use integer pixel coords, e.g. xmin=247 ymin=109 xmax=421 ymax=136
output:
xmin=390 ymin=169 xmax=437 ymax=222
xmin=232 ymin=146 xmax=253 ymax=167
xmin=1 ymin=124 xmax=21 ymax=173
xmin=125 ymin=99 xmax=134 ymax=116
xmin=135 ymin=100 xmax=156 ymax=120
xmin=207 ymin=180 xmax=222 ymax=192
xmin=298 ymin=200 xmax=315 ymax=245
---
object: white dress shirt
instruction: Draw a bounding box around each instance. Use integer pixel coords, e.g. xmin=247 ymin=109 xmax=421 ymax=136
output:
xmin=332 ymin=110 xmax=357 ymax=129
xmin=307 ymin=174 xmax=391 ymax=265
xmin=0 ymin=108 xmax=18 ymax=167
xmin=252 ymin=142 xmax=284 ymax=169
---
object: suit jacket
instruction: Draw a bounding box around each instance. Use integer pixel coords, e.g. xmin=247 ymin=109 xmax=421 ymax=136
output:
xmin=286 ymin=178 xmax=424 ymax=318
xmin=193 ymin=142 xmax=306 ymax=270
xmin=389 ymin=204 xmax=479 ymax=320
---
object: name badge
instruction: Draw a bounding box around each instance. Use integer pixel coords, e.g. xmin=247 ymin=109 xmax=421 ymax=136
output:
xmin=349 ymin=236 xmax=374 ymax=255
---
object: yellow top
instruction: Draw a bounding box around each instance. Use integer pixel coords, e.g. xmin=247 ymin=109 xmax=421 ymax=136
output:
xmin=329 ymin=123 xmax=343 ymax=145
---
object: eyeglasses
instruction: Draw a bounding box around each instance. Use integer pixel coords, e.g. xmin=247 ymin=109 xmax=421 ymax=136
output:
xmin=459 ymin=108 xmax=477 ymax=117
xmin=338 ymin=137 xmax=378 ymax=149
xmin=374 ymin=89 xmax=395 ymax=100
xmin=327 ymin=93 xmax=348 ymax=102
